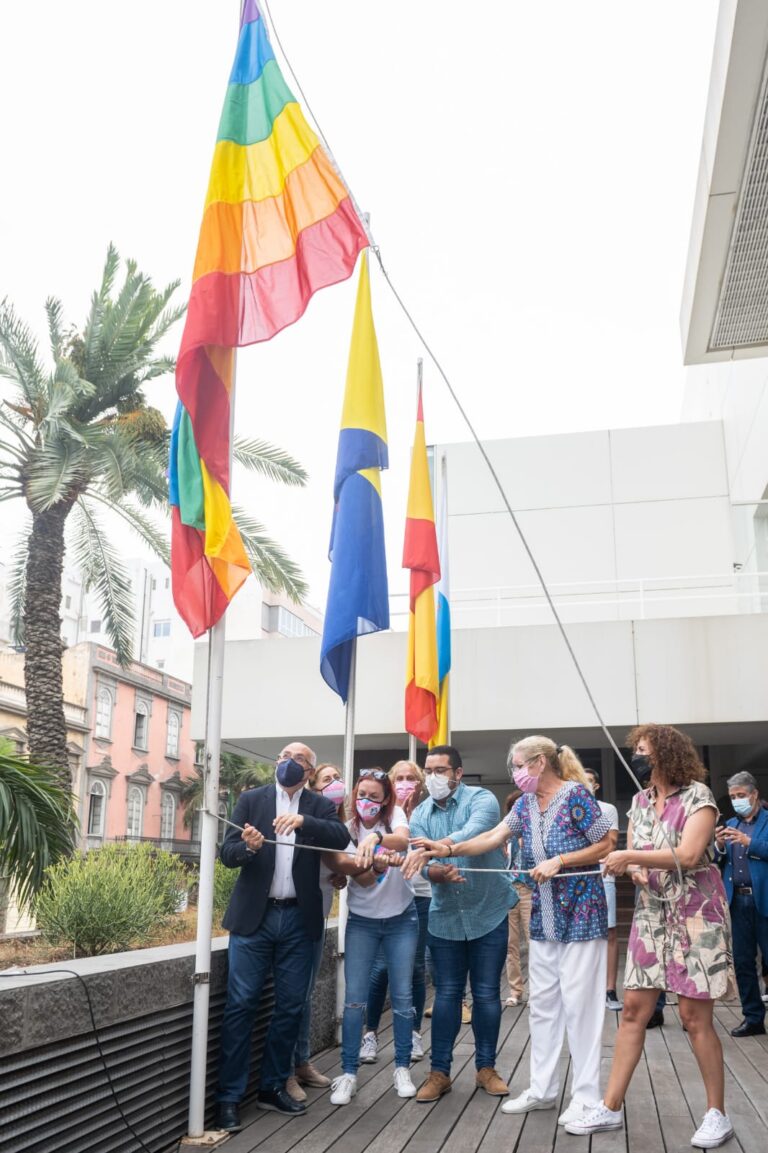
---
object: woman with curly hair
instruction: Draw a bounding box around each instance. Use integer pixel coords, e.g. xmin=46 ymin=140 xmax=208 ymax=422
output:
xmin=566 ymin=724 xmax=737 ymax=1149
xmin=412 ymin=736 xmax=613 ymax=1128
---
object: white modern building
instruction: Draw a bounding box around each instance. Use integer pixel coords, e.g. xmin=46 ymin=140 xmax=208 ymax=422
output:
xmin=191 ymin=0 xmax=768 ymax=815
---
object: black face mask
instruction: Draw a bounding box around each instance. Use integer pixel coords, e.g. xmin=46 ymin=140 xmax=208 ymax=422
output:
xmin=276 ymin=757 xmax=306 ymax=788
xmin=631 ymin=753 xmax=651 ymax=781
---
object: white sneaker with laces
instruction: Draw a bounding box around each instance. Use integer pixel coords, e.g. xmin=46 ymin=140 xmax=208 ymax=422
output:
xmin=564 ymin=1101 xmax=623 ymax=1135
xmin=558 ymin=1100 xmax=592 ymax=1126
xmin=330 ymin=1074 xmax=358 ymax=1106
xmin=411 ymin=1031 xmax=424 ymax=1060
xmin=501 ymin=1088 xmax=557 ymax=1114
xmin=605 ymin=990 xmax=623 ymax=1011
xmin=393 ymin=1067 xmax=417 ymax=1098
xmin=359 ymin=1031 xmax=378 ymax=1063
xmin=691 ymin=1109 xmax=734 ymax=1148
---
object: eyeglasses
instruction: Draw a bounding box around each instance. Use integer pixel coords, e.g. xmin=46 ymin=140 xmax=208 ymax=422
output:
xmin=278 ymin=752 xmax=312 ymax=766
xmin=424 ymin=765 xmax=453 ymax=776
xmin=359 ymin=769 xmax=388 ymax=781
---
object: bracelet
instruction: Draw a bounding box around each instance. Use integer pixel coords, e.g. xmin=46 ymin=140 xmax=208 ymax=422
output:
xmin=559 ymin=854 xmax=566 ymax=868
xmin=374 ymin=830 xmax=383 ymax=845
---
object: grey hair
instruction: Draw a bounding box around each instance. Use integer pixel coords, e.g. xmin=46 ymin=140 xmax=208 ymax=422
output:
xmin=727 ymin=771 xmax=758 ymax=791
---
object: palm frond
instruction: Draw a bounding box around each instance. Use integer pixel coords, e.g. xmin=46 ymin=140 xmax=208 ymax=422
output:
xmin=231 ymin=505 xmax=308 ymax=601
xmin=88 ymin=491 xmax=171 ymax=565
xmin=24 ymin=439 xmax=89 ymax=511
xmin=0 ymin=751 xmax=76 ymax=909
xmin=0 ymin=298 xmax=47 ymax=412
xmin=233 ymin=437 xmax=309 ymax=487
xmin=6 ymin=524 xmax=29 ymax=645
xmin=45 ymin=297 xmax=66 ymax=360
xmin=70 ymin=499 xmax=135 ymax=664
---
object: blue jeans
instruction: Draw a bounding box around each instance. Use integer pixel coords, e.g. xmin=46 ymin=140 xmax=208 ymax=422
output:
xmin=428 ymin=915 xmax=508 ymax=1074
xmin=342 ymin=904 xmax=418 ymax=1072
xmin=732 ymin=892 xmax=768 ymax=1024
xmin=217 ymin=904 xmax=314 ymax=1101
xmin=367 ymin=895 xmax=431 ymax=1032
xmin=293 ymin=929 xmax=326 ymax=1068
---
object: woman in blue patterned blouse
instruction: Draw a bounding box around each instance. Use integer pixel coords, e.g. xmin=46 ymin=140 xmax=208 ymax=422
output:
xmin=420 ymin=736 xmax=612 ymax=1127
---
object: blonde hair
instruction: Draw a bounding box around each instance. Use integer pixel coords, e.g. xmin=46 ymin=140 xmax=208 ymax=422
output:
xmin=508 ymin=735 xmax=590 ymax=788
xmin=388 ymin=759 xmax=424 ymax=786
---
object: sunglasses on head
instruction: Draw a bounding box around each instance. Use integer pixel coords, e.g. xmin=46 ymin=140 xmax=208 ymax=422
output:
xmin=359 ymin=769 xmax=388 ymax=782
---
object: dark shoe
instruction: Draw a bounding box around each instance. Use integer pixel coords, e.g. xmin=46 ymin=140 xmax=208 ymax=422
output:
xmin=214 ymin=1102 xmax=242 ymax=1132
xmin=730 ymin=1019 xmax=766 ymax=1038
xmin=646 ymin=1010 xmax=664 ymax=1029
xmin=257 ymin=1087 xmax=307 ymax=1115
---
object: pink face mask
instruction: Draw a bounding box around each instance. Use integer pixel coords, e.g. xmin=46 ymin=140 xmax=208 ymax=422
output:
xmin=512 ymin=764 xmax=540 ymax=794
xmin=356 ymin=797 xmax=382 ymax=821
xmin=322 ymin=780 xmax=345 ymax=806
xmin=395 ymin=781 xmax=417 ymax=802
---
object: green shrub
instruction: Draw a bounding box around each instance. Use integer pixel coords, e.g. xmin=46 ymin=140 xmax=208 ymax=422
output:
xmin=213 ymin=858 xmax=237 ymax=920
xmin=35 ymin=843 xmax=190 ymax=957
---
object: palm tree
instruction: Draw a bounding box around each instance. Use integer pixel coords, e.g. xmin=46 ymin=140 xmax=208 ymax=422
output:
xmin=0 ymin=246 xmax=308 ymax=778
xmin=180 ymin=749 xmax=274 ymax=828
xmin=0 ymin=743 xmax=75 ymax=920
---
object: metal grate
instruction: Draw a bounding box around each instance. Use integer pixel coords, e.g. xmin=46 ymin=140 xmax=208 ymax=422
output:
xmin=711 ymin=52 xmax=768 ymax=350
xmin=0 ymin=984 xmax=274 ymax=1153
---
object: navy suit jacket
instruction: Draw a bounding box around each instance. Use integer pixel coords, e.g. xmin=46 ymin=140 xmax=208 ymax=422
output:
xmin=219 ymin=783 xmax=349 ymax=940
xmin=717 ymin=806 xmax=768 ymax=916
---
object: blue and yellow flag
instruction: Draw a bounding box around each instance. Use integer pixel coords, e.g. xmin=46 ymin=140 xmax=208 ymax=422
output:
xmin=321 ymin=252 xmax=389 ymax=702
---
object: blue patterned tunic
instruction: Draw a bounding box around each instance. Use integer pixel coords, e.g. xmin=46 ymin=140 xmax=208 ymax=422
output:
xmin=504 ymin=783 xmax=611 ymax=943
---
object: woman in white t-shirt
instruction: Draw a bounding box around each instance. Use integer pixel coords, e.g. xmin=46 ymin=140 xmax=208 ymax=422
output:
xmin=330 ymin=768 xmax=418 ymax=1106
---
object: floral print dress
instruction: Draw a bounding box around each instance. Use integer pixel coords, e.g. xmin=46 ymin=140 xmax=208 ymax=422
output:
xmin=504 ymin=782 xmax=611 ymax=943
xmin=625 ymin=781 xmax=736 ymax=999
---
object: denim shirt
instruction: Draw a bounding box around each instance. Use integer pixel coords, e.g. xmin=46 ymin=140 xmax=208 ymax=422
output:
xmin=409 ymin=783 xmax=516 ymax=942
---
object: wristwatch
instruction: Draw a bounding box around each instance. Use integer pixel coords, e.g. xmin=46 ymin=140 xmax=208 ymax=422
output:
xmin=373 ymin=830 xmax=384 ymax=845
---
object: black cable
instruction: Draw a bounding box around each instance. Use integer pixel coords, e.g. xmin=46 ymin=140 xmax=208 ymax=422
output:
xmin=0 ymin=970 xmax=182 ymax=1153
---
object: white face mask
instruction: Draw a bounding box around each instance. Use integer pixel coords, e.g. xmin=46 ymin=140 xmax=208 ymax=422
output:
xmin=426 ymin=772 xmax=453 ymax=801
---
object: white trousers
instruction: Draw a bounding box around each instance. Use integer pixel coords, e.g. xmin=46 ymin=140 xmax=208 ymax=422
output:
xmin=528 ymin=937 xmax=607 ymax=1106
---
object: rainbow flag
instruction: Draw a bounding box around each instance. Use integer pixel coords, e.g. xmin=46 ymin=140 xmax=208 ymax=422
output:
xmin=403 ymin=384 xmax=440 ymax=743
xmin=170 ymin=0 xmax=368 ymax=637
xmin=320 ymin=252 xmax=389 ymax=702
xmin=431 ymin=460 xmax=451 ymax=747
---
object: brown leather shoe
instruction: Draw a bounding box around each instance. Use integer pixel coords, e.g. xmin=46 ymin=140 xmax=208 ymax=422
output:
xmin=416 ymin=1070 xmax=452 ymax=1102
xmin=285 ymin=1076 xmax=307 ymax=1103
xmin=461 ymin=1001 xmax=472 ymax=1024
xmin=295 ymin=1062 xmax=331 ymax=1088
xmin=475 ymin=1067 xmax=509 ymax=1096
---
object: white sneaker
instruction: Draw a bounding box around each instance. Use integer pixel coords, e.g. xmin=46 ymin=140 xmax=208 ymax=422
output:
xmin=330 ymin=1074 xmax=358 ymax=1105
xmin=565 ymin=1101 xmax=623 ymax=1135
xmin=501 ymin=1088 xmax=557 ymax=1114
xmin=411 ymin=1031 xmax=424 ymax=1061
xmin=393 ymin=1067 xmax=417 ymax=1098
xmin=359 ymin=1031 xmax=378 ymax=1063
xmin=691 ymin=1109 xmax=734 ymax=1148
xmin=558 ymin=1100 xmax=593 ymax=1126
xmin=605 ymin=990 xmax=623 ymax=1011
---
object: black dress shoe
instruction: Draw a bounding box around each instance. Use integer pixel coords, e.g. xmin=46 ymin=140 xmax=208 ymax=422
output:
xmin=646 ymin=1010 xmax=664 ymax=1029
xmin=257 ymin=1087 xmax=307 ymax=1115
xmin=731 ymin=1019 xmax=766 ymax=1038
xmin=214 ymin=1102 xmax=242 ymax=1132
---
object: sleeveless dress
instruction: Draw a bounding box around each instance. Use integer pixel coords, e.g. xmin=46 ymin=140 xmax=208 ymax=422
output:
xmin=624 ymin=781 xmax=736 ymax=999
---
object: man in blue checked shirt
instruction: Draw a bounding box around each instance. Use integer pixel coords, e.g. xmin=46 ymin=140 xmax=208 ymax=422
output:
xmin=403 ymin=745 xmax=517 ymax=1103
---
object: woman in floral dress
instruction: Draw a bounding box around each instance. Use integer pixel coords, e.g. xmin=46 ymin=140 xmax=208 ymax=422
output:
xmin=566 ymin=724 xmax=736 ymax=1150
xmin=413 ymin=735 xmax=613 ymax=1128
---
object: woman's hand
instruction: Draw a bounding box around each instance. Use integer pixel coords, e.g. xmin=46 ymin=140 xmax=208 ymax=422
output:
xmin=628 ymin=866 xmax=649 ymax=887
xmin=273 ymin=813 xmax=304 ymax=836
xmin=401 ymin=849 xmax=429 ymax=881
xmin=601 ymin=850 xmax=631 ymax=876
xmin=410 ymin=837 xmax=451 ymax=859
xmin=354 ymin=833 xmax=381 ymax=868
xmin=531 ymin=857 xmax=561 ymax=884
xmin=329 ymin=872 xmax=348 ymax=891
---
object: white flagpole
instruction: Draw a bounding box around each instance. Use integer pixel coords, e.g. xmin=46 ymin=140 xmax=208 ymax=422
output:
xmin=335 ymin=638 xmax=357 ymax=1041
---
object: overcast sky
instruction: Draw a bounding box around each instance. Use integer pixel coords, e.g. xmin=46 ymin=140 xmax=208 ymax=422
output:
xmin=0 ymin=0 xmax=720 ymax=609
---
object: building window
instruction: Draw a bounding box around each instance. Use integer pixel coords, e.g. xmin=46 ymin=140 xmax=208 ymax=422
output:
xmin=191 ymin=808 xmax=201 ymax=843
xmin=160 ymin=793 xmax=176 ymax=844
xmin=127 ymin=786 xmax=144 ymax=838
xmin=194 ymin=742 xmax=204 ymax=767
xmin=166 ymin=711 xmax=180 ymax=758
xmin=65 ymin=595 xmax=72 ymax=610
xmin=133 ymin=701 xmax=149 ymax=750
xmin=153 ymin=620 xmax=171 ymax=638
xmin=87 ymin=780 xmax=106 ymax=838
xmin=95 ymin=687 xmax=113 ymax=740
xmin=90 ymin=619 xmax=102 ymax=633
xmin=164 ymin=577 xmax=170 ymax=589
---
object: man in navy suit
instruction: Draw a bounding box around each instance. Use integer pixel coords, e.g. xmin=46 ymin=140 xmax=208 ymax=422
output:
xmin=715 ymin=771 xmax=768 ymax=1037
xmin=214 ymin=741 xmax=350 ymax=1131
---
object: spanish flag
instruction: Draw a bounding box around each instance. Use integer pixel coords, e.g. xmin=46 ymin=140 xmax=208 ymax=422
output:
xmin=403 ymin=384 xmax=440 ymax=743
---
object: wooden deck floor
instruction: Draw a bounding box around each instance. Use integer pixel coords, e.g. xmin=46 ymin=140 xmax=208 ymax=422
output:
xmin=221 ymin=995 xmax=768 ymax=1153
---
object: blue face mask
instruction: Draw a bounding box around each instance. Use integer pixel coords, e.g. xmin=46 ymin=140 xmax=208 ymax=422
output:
xmin=276 ymin=757 xmax=306 ymax=788
xmin=732 ymin=796 xmax=753 ymax=817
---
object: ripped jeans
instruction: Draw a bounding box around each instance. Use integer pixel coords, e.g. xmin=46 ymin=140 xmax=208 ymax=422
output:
xmin=341 ymin=904 xmax=418 ymax=1073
